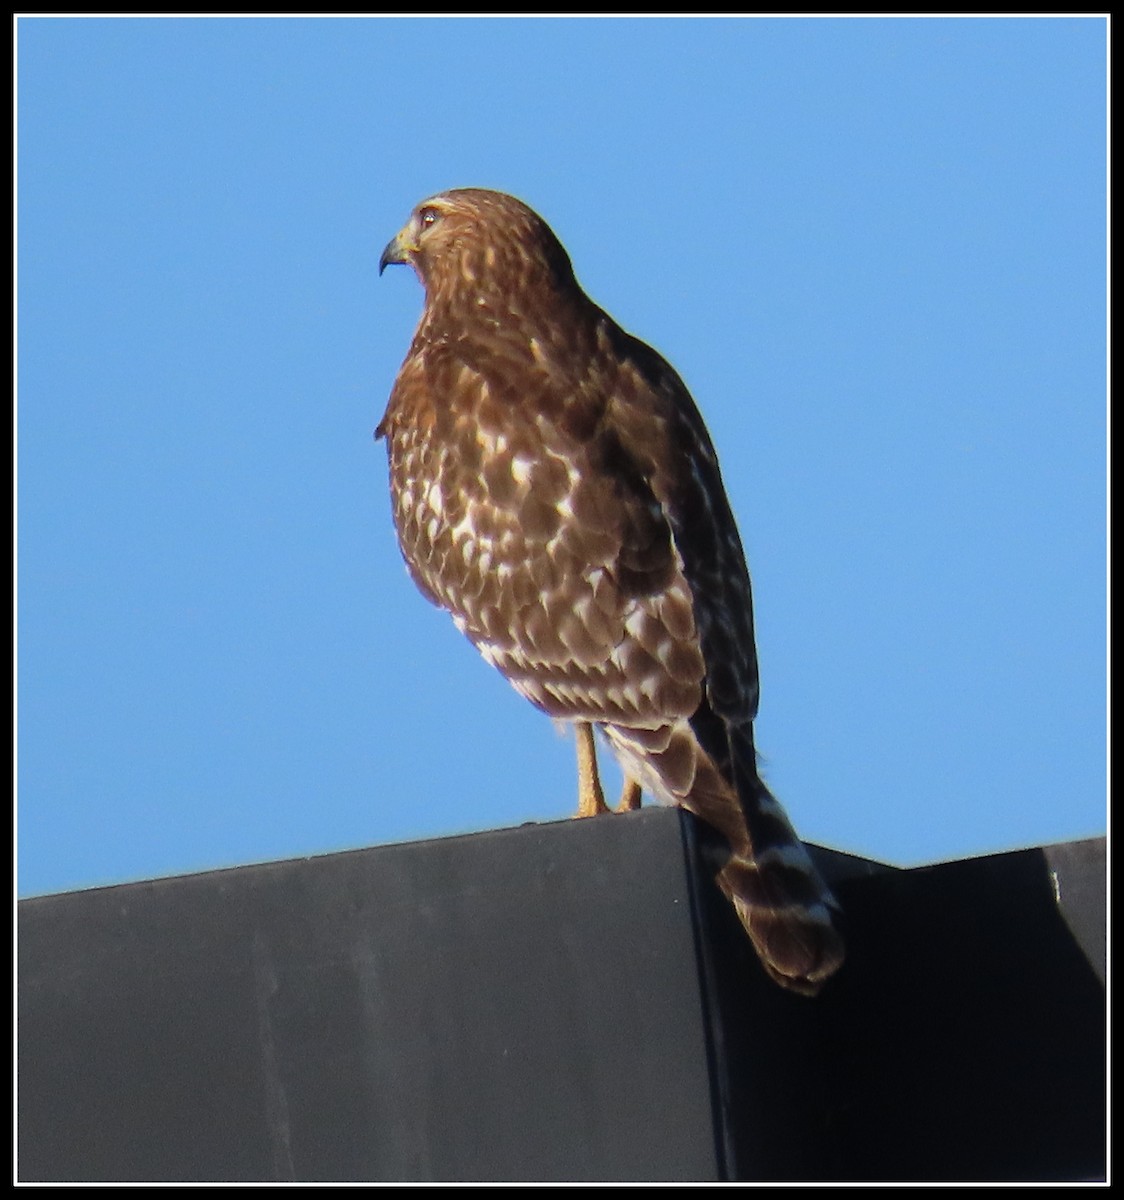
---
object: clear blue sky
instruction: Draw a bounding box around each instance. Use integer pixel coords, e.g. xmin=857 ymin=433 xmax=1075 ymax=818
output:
xmin=17 ymin=16 xmax=1107 ymax=898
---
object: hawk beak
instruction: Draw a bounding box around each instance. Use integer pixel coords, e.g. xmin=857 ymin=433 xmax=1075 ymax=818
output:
xmin=379 ymin=226 xmax=417 ymax=276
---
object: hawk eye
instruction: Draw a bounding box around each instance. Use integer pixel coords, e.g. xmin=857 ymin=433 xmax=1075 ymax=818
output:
xmin=418 ymin=206 xmax=441 ymax=230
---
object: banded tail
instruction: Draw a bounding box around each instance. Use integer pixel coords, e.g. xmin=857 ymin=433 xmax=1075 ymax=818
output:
xmin=680 ymin=718 xmax=846 ymax=995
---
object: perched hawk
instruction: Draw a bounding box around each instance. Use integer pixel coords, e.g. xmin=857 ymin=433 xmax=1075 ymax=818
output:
xmin=376 ymin=188 xmax=844 ymax=995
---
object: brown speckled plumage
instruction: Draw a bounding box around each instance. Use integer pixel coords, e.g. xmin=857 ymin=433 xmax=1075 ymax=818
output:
xmin=376 ymin=188 xmax=844 ymax=994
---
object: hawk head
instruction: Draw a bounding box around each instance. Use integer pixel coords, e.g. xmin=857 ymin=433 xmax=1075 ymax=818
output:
xmin=379 ymin=188 xmax=578 ymax=307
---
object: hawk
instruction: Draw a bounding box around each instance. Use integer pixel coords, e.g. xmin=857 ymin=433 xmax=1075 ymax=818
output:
xmin=376 ymin=188 xmax=844 ymax=995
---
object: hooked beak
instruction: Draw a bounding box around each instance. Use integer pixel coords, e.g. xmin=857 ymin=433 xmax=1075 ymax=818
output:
xmin=378 ymin=225 xmax=417 ymax=276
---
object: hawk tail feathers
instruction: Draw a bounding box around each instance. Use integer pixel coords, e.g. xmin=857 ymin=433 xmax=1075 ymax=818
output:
xmin=718 ymin=728 xmax=845 ymax=996
xmin=716 ymin=844 xmax=845 ymax=997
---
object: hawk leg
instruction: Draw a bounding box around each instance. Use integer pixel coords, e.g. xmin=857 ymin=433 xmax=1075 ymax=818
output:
xmin=617 ymin=776 xmax=642 ymax=812
xmin=575 ymin=722 xmax=643 ymax=817
xmin=574 ymin=721 xmax=610 ymax=817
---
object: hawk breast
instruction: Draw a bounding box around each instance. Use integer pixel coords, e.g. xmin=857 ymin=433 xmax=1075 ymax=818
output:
xmin=379 ymin=337 xmax=706 ymax=731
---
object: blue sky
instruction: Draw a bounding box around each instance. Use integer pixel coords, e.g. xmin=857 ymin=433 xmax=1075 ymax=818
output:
xmin=17 ymin=16 xmax=1107 ymax=898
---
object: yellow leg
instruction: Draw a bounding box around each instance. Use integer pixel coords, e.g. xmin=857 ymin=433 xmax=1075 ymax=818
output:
xmin=574 ymin=722 xmax=610 ymax=817
xmin=617 ymin=777 xmax=642 ymax=812
xmin=575 ymin=723 xmax=643 ymax=817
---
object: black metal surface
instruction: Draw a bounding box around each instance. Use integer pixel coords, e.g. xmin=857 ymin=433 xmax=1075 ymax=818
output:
xmin=18 ymin=810 xmax=723 ymax=1183
xmin=17 ymin=812 xmax=1106 ymax=1183
xmin=820 ymin=838 xmax=1107 ymax=1183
